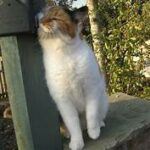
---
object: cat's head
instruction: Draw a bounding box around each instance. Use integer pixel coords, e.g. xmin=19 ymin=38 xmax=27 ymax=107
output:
xmin=38 ymin=6 xmax=88 ymax=39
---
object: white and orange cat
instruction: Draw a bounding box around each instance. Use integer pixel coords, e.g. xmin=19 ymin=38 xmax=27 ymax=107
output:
xmin=38 ymin=6 xmax=109 ymax=150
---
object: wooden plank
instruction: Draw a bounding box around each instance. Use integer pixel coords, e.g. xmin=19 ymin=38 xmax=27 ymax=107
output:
xmin=17 ymin=34 xmax=62 ymax=150
xmin=32 ymin=0 xmax=45 ymax=14
xmin=0 ymin=0 xmax=32 ymax=35
xmin=0 ymin=36 xmax=34 ymax=150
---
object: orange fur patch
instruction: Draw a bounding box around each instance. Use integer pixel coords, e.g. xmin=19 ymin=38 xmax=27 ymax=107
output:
xmin=40 ymin=6 xmax=76 ymax=38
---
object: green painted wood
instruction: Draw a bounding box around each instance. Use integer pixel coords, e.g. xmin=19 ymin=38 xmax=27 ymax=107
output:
xmin=0 ymin=36 xmax=34 ymax=150
xmin=0 ymin=0 xmax=31 ymax=35
xmin=17 ymin=34 xmax=62 ymax=150
xmin=0 ymin=0 xmax=48 ymax=35
xmin=32 ymin=0 xmax=45 ymax=14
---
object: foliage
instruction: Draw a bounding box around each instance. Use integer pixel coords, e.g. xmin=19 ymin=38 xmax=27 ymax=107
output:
xmin=46 ymin=0 xmax=78 ymax=9
xmin=96 ymin=0 xmax=150 ymax=99
xmin=55 ymin=0 xmax=74 ymax=8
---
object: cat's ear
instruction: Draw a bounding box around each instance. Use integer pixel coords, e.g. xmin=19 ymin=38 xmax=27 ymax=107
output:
xmin=72 ymin=6 xmax=88 ymax=24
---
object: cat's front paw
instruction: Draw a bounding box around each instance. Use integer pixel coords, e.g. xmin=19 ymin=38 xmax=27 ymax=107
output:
xmin=69 ymin=138 xmax=84 ymax=150
xmin=88 ymin=126 xmax=100 ymax=140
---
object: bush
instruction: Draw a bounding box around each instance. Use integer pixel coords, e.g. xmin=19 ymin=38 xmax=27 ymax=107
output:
xmin=96 ymin=0 xmax=150 ymax=99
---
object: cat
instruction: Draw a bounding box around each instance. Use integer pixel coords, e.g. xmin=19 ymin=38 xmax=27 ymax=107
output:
xmin=38 ymin=5 xmax=109 ymax=150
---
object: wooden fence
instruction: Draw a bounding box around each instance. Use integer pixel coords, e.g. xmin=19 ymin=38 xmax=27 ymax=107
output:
xmin=0 ymin=49 xmax=8 ymax=101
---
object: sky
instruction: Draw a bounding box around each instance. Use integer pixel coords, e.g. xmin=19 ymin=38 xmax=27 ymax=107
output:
xmin=72 ymin=0 xmax=86 ymax=8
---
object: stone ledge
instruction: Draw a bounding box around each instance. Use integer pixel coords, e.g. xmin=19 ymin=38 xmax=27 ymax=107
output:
xmin=64 ymin=93 xmax=150 ymax=150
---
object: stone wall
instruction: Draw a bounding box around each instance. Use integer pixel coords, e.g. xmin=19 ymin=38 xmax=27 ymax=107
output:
xmin=64 ymin=93 xmax=150 ymax=150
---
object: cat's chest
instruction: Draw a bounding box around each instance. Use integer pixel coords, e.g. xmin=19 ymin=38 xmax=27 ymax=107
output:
xmin=43 ymin=48 xmax=87 ymax=79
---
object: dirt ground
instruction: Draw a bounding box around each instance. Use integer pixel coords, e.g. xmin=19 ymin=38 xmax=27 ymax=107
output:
xmin=0 ymin=101 xmax=17 ymax=150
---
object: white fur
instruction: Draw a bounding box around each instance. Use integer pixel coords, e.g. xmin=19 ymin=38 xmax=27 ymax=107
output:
xmin=39 ymin=27 xmax=109 ymax=150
